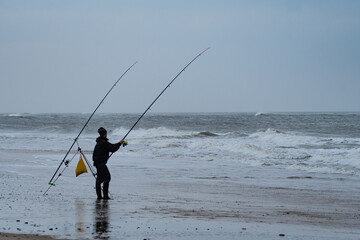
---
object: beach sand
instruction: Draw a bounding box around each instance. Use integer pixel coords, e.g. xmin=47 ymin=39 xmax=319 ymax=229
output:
xmin=0 ymin=149 xmax=359 ymax=240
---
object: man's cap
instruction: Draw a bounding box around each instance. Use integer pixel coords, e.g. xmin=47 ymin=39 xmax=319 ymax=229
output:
xmin=98 ymin=127 xmax=107 ymax=136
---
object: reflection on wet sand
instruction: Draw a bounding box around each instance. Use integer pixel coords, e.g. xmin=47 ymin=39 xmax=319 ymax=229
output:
xmin=94 ymin=200 xmax=110 ymax=239
xmin=75 ymin=199 xmax=86 ymax=236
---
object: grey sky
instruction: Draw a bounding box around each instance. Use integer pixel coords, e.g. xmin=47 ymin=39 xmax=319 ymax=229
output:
xmin=1 ymin=0 xmax=359 ymax=113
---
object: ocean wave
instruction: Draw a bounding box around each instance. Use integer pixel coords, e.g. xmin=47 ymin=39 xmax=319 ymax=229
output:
xmin=250 ymin=128 xmax=323 ymax=148
xmin=1 ymin=113 xmax=359 ymax=177
xmin=288 ymin=163 xmax=359 ymax=176
xmin=255 ymin=112 xmax=265 ymax=117
xmin=111 ymin=127 xmax=222 ymax=139
xmin=111 ymin=127 xmax=186 ymax=139
xmin=6 ymin=113 xmax=31 ymax=117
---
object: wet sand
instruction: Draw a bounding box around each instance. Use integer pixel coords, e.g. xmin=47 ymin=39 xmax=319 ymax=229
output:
xmin=0 ymin=232 xmax=79 ymax=240
xmin=0 ymin=150 xmax=360 ymax=240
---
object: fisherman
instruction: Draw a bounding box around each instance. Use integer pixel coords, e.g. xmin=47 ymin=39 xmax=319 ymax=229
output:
xmin=93 ymin=127 xmax=125 ymax=200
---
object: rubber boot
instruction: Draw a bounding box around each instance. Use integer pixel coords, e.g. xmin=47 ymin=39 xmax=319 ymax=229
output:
xmin=96 ymin=183 xmax=102 ymax=200
xmin=103 ymin=182 xmax=110 ymax=200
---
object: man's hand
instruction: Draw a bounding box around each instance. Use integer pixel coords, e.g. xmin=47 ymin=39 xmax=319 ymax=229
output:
xmin=119 ymin=140 xmax=128 ymax=147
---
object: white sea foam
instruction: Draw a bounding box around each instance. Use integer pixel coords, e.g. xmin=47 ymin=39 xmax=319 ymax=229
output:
xmin=107 ymin=125 xmax=360 ymax=176
xmin=249 ymin=128 xmax=319 ymax=147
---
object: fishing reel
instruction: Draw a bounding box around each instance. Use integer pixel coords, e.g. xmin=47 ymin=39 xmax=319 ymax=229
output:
xmin=122 ymin=141 xmax=128 ymax=147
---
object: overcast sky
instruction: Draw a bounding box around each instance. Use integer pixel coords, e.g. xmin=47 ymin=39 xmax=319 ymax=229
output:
xmin=1 ymin=0 xmax=359 ymax=113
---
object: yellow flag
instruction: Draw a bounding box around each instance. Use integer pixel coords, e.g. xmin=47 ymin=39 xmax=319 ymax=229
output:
xmin=75 ymin=155 xmax=88 ymax=177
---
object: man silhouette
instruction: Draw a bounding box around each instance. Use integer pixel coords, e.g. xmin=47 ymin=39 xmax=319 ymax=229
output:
xmin=93 ymin=127 xmax=124 ymax=200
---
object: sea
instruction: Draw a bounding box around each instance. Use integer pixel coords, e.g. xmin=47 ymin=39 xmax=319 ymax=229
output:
xmin=0 ymin=112 xmax=359 ymax=177
xmin=1 ymin=112 xmax=360 ymax=240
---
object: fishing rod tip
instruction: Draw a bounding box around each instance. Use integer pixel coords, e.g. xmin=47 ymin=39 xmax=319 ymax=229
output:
xmin=201 ymin=47 xmax=211 ymax=55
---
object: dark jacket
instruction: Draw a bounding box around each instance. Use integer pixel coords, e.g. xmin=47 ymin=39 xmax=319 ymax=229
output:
xmin=93 ymin=136 xmax=121 ymax=166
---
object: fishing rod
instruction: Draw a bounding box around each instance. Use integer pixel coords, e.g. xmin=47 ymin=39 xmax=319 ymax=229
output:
xmin=45 ymin=61 xmax=138 ymax=193
xmin=108 ymin=47 xmax=210 ymax=159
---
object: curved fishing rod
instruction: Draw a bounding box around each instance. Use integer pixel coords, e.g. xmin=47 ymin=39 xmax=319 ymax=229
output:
xmin=109 ymin=47 xmax=210 ymax=159
xmin=45 ymin=61 xmax=138 ymax=191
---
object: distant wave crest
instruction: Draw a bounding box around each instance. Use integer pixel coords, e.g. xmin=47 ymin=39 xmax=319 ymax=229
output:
xmin=6 ymin=113 xmax=31 ymax=117
xmin=196 ymin=131 xmax=218 ymax=137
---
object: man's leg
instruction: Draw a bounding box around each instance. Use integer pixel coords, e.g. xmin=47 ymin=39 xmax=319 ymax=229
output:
xmin=102 ymin=165 xmax=111 ymax=200
xmin=95 ymin=166 xmax=105 ymax=200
